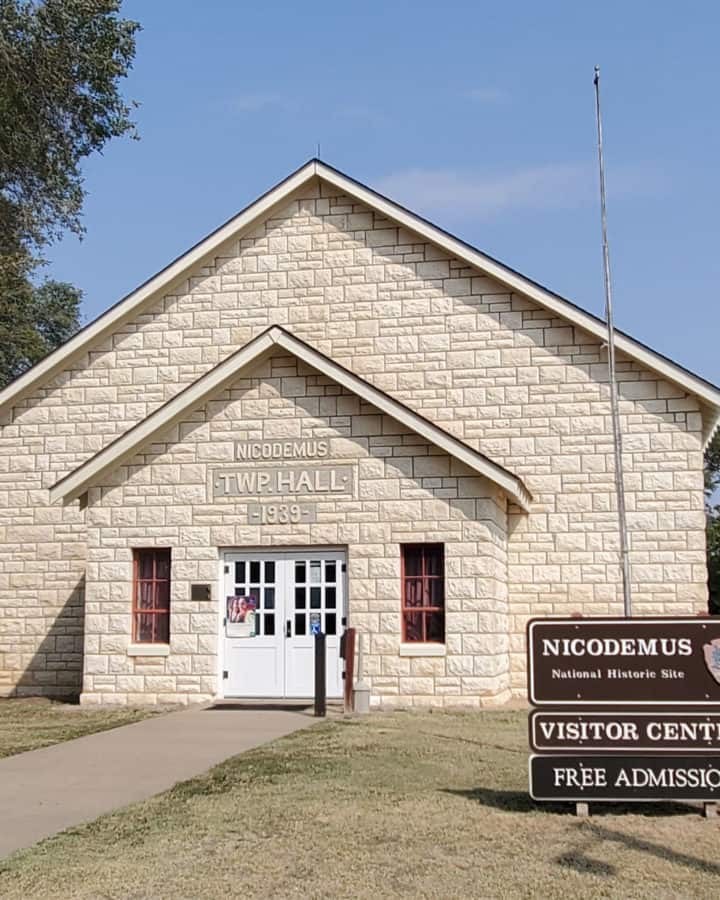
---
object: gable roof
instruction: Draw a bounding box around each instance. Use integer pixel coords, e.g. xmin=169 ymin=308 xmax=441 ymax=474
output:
xmin=3 ymin=158 xmax=719 ymax=442
xmin=49 ymin=326 xmax=532 ymax=510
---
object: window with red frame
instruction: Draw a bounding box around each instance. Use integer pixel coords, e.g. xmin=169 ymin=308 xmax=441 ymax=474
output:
xmin=133 ymin=549 xmax=171 ymax=643
xmin=401 ymin=544 xmax=444 ymax=642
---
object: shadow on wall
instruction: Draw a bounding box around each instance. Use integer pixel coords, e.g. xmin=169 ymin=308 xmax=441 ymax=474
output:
xmin=8 ymin=574 xmax=86 ymax=699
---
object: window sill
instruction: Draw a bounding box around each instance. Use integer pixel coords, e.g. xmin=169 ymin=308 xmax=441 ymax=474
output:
xmin=128 ymin=644 xmax=170 ymax=657
xmin=399 ymin=643 xmax=446 ymax=657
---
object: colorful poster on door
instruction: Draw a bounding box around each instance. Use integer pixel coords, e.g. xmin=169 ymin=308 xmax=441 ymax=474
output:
xmin=226 ymin=594 xmax=257 ymax=637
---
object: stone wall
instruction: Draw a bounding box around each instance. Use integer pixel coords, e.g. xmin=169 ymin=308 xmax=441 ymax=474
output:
xmin=82 ymin=354 xmax=509 ymax=707
xmin=0 ymin=175 xmax=708 ymax=698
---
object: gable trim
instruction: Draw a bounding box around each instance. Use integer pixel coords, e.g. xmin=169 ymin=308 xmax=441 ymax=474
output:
xmin=3 ymin=158 xmax=718 ymax=437
xmin=48 ymin=326 xmax=532 ymax=511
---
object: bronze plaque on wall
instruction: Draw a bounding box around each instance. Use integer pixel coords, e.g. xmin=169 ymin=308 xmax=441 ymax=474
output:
xmin=527 ymin=618 xmax=720 ymax=706
xmin=190 ymin=583 xmax=212 ymax=602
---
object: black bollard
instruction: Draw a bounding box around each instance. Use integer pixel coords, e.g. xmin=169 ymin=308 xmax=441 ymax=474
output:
xmin=314 ymin=631 xmax=326 ymax=717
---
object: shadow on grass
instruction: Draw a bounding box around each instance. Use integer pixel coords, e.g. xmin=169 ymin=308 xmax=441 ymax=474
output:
xmin=555 ymin=851 xmax=616 ymax=877
xmin=419 ymin=730 xmax=526 ymax=755
xmin=443 ymin=787 xmax=699 ymax=817
xmin=577 ymin=822 xmax=720 ymax=877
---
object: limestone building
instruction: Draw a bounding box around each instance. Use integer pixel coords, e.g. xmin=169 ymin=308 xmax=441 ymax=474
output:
xmin=0 ymin=160 xmax=717 ymax=708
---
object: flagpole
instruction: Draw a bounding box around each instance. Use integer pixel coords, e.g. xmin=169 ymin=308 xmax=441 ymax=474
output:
xmin=594 ymin=65 xmax=633 ymax=617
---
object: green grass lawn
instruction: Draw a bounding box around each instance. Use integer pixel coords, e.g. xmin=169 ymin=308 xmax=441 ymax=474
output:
xmin=0 ymin=698 xmax=158 ymax=759
xmin=1 ymin=708 xmax=719 ymax=898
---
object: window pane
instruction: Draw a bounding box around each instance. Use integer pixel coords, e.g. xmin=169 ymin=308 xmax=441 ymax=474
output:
xmin=403 ymin=546 xmax=423 ymax=577
xmin=295 ymin=613 xmax=306 ymax=636
xmin=425 ymin=546 xmax=443 ymax=577
xmin=404 ymin=612 xmax=423 ymax=642
xmin=325 ymin=587 xmax=336 ymax=609
xmin=404 ymin=579 xmax=424 ymax=607
xmin=138 ymin=581 xmax=155 ymax=609
xmin=264 ymin=561 xmax=275 ymax=583
xmin=264 ymin=614 xmax=275 ymax=636
xmin=138 ymin=552 xmax=154 ymax=579
xmin=235 ymin=561 xmax=245 ymax=583
xmin=325 ymin=613 xmax=336 ymax=635
xmin=155 ymin=612 xmax=170 ymax=644
xmin=136 ymin=613 xmax=154 ymax=642
xmin=325 ymin=561 xmax=336 ymax=582
xmin=250 ymin=561 xmax=260 ymax=583
xmin=264 ymin=587 xmax=275 ymax=610
xmin=155 ymin=580 xmax=170 ymax=611
xmin=295 ymin=587 xmax=306 ymax=609
xmin=155 ymin=552 xmax=171 ymax=580
xmin=427 ymin=611 xmax=445 ymax=643
xmin=310 ymin=561 xmax=321 ymax=584
xmin=235 ymin=587 xmax=245 ymax=597
xmin=295 ymin=561 xmax=306 ymax=584
xmin=428 ymin=579 xmax=444 ymax=609
xmin=310 ymin=587 xmax=321 ymax=609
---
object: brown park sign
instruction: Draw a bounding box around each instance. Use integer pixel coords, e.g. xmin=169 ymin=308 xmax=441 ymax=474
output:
xmin=529 ymin=710 xmax=720 ymax=753
xmin=529 ymin=754 xmax=720 ymax=802
xmin=527 ymin=617 xmax=720 ymax=706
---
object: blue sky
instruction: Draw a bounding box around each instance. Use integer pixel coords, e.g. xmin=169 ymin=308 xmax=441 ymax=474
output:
xmin=45 ymin=0 xmax=719 ymax=385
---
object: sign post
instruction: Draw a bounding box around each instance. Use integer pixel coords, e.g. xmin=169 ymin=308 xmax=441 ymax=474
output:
xmin=527 ymin=617 xmax=720 ymax=814
xmin=314 ymin=631 xmax=326 ymax=718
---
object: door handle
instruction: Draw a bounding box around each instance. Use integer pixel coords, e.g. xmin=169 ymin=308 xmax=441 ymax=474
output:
xmin=285 ymin=620 xmax=291 ymax=638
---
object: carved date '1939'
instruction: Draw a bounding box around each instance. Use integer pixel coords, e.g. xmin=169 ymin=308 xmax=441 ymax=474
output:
xmin=247 ymin=503 xmax=317 ymax=525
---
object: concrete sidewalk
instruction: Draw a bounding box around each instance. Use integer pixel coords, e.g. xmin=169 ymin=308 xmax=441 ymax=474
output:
xmin=0 ymin=704 xmax=312 ymax=858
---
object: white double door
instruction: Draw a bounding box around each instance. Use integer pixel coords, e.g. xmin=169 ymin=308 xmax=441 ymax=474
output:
xmin=222 ymin=549 xmax=345 ymax=699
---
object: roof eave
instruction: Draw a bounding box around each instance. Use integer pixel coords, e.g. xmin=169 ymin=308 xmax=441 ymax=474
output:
xmin=3 ymin=157 xmax=717 ymax=426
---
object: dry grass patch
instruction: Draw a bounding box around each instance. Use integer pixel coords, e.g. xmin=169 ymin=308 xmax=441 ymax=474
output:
xmin=1 ymin=708 xmax=719 ymax=898
xmin=0 ymin=698 xmax=159 ymax=758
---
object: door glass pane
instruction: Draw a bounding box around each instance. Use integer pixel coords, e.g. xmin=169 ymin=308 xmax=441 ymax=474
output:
xmin=325 ymin=561 xmax=336 ymax=582
xmin=250 ymin=561 xmax=261 ymax=583
xmin=295 ymin=561 xmax=306 ymax=583
xmin=264 ymin=614 xmax=275 ymax=636
xmin=310 ymin=587 xmax=321 ymax=608
xmin=295 ymin=613 xmax=306 ymax=635
xmin=310 ymin=561 xmax=321 ymax=584
xmin=325 ymin=586 xmax=336 ymax=608
xmin=264 ymin=587 xmax=275 ymax=610
xmin=235 ymin=561 xmax=245 ymax=583
xmin=295 ymin=587 xmax=306 ymax=609
xmin=264 ymin=561 xmax=275 ymax=583
xmin=325 ymin=613 xmax=336 ymax=635
xmin=234 ymin=587 xmax=245 ymax=597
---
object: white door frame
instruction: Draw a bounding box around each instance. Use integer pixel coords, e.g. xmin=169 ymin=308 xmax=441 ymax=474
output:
xmin=216 ymin=547 xmax=348 ymax=700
